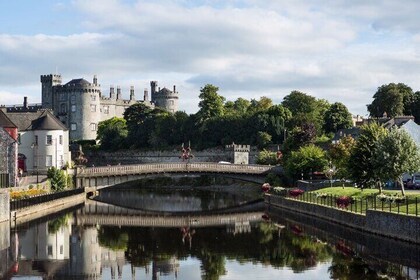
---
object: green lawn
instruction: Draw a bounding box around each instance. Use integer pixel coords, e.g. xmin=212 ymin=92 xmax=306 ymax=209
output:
xmin=290 ymin=187 xmax=420 ymax=216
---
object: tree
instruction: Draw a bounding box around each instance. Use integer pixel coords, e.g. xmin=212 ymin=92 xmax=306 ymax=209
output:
xmin=256 ymin=149 xmax=278 ymax=165
xmin=372 ymin=127 xmax=420 ymax=195
xmin=348 ymin=123 xmax=388 ymax=188
xmin=285 ymin=144 xmax=328 ymax=181
xmin=256 ymin=131 xmax=272 ymax=149
xmin=196 ymin=84 xmax=225 ymax=123
xmin=329 ymin=136 xmax=356 ymax=181
xmin=323 ymin=102 xmax=353 ymax=133
xmin=47 ymin=167 xmax=67 ymax=192
xmin=282 ymin=122 xmax=317 ymax=155
xmin=97 ymin=117 xmax=128 ymax=150
xmin=367 ymin=83 xmax=414 ymax=118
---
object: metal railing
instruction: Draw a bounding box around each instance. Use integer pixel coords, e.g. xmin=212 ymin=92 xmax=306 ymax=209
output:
xmin=272 ymin=191 xmax=420 ymax=217
xmin=0 ymin=173 xmax=9 ymax=188
xmin=10 ymin=188 xmax=84 ymax=210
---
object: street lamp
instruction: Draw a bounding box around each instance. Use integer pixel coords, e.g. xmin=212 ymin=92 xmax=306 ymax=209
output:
xmin=31 ymin=142 xmax=39 ymax=184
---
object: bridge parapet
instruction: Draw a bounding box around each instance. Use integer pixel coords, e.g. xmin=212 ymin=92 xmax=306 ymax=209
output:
xmin=76 ymin=162 xmax=272 ymax=177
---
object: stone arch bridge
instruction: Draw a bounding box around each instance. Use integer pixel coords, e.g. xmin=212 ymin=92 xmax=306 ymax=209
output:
xmin=75 ymin=162 xmax=279 ymax=189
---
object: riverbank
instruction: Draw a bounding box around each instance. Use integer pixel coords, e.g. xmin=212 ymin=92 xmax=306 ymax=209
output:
xmin=265 ymin=193 xmax=420 ymax=244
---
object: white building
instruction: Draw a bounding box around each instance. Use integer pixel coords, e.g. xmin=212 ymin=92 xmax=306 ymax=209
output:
xmin=5 ymin=109 xmax=71 ymax=174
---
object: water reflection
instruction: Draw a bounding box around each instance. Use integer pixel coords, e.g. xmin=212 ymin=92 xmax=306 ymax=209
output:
xmin=2 ymin=186 xmax=420 ymax=279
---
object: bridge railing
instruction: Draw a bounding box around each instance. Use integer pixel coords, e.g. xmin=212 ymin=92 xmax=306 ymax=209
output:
xmin=76 ymin=162 xmax=271 ymax=177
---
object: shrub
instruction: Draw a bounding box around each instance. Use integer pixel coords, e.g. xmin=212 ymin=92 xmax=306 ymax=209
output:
xmin=289 ymin=188 xmax=304 ymax=197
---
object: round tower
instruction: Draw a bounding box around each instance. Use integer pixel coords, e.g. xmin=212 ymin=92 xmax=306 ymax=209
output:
xmin=150 ymin=82 xmax=179 ymax=113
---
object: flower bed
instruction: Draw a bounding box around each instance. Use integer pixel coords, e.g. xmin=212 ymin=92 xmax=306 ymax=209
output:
xmin=289 ymin=188 xmax=304 ymax=197
xmin=10 ymin=189 xmax=48 ymax=200
xmin=261 ymin=183 xmax=271 ymax=192
xmin=336 ymin=196 xmax=352 ymax=208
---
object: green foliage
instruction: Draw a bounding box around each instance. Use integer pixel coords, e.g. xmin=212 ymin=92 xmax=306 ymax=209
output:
xmin=282 ymin=122 xmax=317 ymax=155
xmin=265 ymin=173 xmax=282 ymax=186
xmin=47 ymin=167 xmax=67 ymax=192
xmin=285 ymin=144 xmax=328 ymax=180
xmin=348 ymin=123 xmax=388 ymax=188
xmin=323 ymin=102 xmax=353 ymax=133
xmin=256 ymin=149 xmax=278 ymax=165
xmin=372 ymin=127 xmax=420 ymax=195
xmin=97 ymin=117 xmax=128 ymax=150
xmin=98 ymin=226 xmax=129 ymax=251
xmin=256 ymin=131 xmax=272 ymax=149
xmin=367 ymin=83 xmax=414 ymax=118
xmin=329 ymin=136 xmax=356 ymax=180
xmin=48 ymin=214 xmax=70 ymax=234
xmin=196 ymin=84 xmax=225 ymax=124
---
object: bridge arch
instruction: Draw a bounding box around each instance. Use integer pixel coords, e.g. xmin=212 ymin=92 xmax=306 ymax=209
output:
xmin=75 ymin=162 xmax=280 ymax=189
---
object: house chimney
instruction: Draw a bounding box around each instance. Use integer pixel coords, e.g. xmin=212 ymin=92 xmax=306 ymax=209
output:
xmin=173 ymin=85 xmax=176 ymax=93
xmin=144 ymin=89 xmax=149 ymax=102
xmin=23 ymin=96 xmax=28 ymax=109
xmin=117 ymin=86 xmax=122 ymax=100
xmin=130 ymin=86 xmax=135 ymax=101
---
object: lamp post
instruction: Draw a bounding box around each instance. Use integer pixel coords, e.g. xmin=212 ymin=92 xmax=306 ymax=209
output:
xmin=31 ymin=143 xmax=39 ymax=184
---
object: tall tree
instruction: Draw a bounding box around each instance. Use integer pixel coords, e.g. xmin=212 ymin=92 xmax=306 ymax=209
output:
xmin=323 ymin=102 xmax=353 ymax=133
xmin=348 ymin=123 xmax=388 ymax=188
xmin=196 ymin=84 xmax=225 ymax=124
xmin=372 ymin=127 xmax=420 ymax=195
xmin=285 ymin=144 xmax=328 ymax=181
xmin=367 ymin=83 xmax=414 ymax=118
xmin=97 ymin=117 xmax=128 ymax=150
xmin=329 ymin=136 xmax=356 ymax=181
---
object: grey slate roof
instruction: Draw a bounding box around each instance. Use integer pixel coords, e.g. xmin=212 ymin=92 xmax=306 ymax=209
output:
xmin=401 ymin=119 xmax=420 ymax=148
xmin=6 ymin=110 xmax=68 ymax=131
xmin=0 ymin=110 xmax=17 ymax=128
xmin=64 ymin=78 xmax=91 ymax=86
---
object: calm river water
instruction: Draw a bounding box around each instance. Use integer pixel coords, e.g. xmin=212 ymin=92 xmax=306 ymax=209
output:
xmin=1 ymin=182 xmax=420 ymax=279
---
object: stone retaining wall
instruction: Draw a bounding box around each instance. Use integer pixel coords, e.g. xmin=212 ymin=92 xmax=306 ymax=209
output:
xmin=0 ymin=190 xmax=9 ymax=223
xmin=266 ymin=194 xmax=420 ymax=244
xmin=11 ymin=192 xmax=85 ymax=226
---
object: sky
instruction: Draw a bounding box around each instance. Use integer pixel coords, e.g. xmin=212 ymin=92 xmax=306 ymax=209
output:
xmin=1 ymin=0 xmax=420 ymax=116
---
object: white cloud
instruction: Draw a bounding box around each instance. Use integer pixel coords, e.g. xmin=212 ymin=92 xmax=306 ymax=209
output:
xmin=1 ymin=0 xmax=420 ymax=115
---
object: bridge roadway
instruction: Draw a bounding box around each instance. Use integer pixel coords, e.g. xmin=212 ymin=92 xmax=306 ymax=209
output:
xmin=75 ymin=200 xmax=264 ymax=228
xmin=75 ymin=162 xmax=276 ymax=189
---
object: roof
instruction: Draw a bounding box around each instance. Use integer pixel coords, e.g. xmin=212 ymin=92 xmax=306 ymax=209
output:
xmin=64 ymin=78 xmax=91 ymax=87
xmin=158 ymin=87 xmax=172 ymax=95
xmin=6 ymin=110 xmax=67 ymax=131
xmin=332 ymin=127 xmax=360 ymax=142
xmin=0 ymin=109 xmax=17 ymax=128
xmin=401 ymin=119 xmax=420 ymax=148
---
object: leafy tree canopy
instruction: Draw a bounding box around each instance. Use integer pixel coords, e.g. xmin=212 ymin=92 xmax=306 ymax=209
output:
xmin=196 ymin=84 xmax=225 ymax=123
xmin=97 ymin=117 xmax=128 ymax=151
xmin=285 ymin=144 xmax=328 ymax=180
xmin=323 ymin=102 xmax=353 ymax=133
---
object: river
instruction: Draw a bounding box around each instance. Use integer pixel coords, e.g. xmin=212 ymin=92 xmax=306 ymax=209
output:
xmin=1 ymin=180 xmax=420 ymax=279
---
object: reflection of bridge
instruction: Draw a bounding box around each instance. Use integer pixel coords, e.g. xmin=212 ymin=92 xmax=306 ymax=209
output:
xmin=75 ymin=162 xmax=278 ymax=188
xmin=75 ymin=200 xmax=263 ymax=228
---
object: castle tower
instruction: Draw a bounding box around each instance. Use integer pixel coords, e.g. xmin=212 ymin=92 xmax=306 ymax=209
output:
xmin=144 ymin=88 xmax=149 ymax=102
xmin=150 ymin=81 xmax=158 ymax=99
xmin=110 ymin=86 xmax=115 ymax=99
xmin=41 ymin=74 xmax=62 ymax=109
xmin=116 ymin=86 xmax=122 ymax=100
xmin=130 ymin=86 xmax=135 ymax=101
xmin=150 ymin=81 xmax=179 ymax=113
xmin=93 ymin=75 xmax=98 ymax=85
xmin=225 ymin=143 xmax=250 ymax=164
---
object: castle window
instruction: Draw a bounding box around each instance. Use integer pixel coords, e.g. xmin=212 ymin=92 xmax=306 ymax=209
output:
xmin=90 ymin=123 xmax=97 ymax=131
xmin=170 ymin=100 xmax=174 ymax=105
xmin=59 ymin=135 xmax=63 ymax=145
xmin=60 ymin=103 xmax=66 ymax=114
xmin=71 ymin=123 xmax=77 ymax=131
xmin=34 ymin=135 xmax=38 ymax=145
xmin=46 ymin=135 xmax=52 ymax=145
xmin=90 ymin=105 xmax=96 ymax=112
xmin=103 ymin=106 xmax=109 ymax=114
xmin=59 ymin=93 xmax=65 ymax=101
xmin=71 ymin=95 xmax=76 ymax=104
xmin=71 ymin=105 xmax=76 ymax=112
xmin=91 ymin=95 xmax=96 ymax=101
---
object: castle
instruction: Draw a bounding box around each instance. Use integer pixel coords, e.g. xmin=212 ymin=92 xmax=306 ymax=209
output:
xmin=38 ymin=74 xmax=179 ymax=140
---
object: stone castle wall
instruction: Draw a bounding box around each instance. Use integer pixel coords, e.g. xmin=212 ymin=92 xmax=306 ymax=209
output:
xmin=0 ymin=190 xmax=10 ymax=223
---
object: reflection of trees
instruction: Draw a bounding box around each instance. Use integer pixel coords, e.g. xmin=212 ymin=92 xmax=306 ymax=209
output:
xmin=198 ymin=250 xmax=226 ymax=280
xmin=47 ymin=213 xmax=70 ymax=234
xmin=98 ymin=226 xmax=129 ymax=251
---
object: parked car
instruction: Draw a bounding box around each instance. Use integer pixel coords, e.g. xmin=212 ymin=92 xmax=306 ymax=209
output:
xmin=407 ymin=175 xmax=420 ymax=189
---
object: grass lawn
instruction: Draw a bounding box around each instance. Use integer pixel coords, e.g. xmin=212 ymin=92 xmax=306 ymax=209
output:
xmin=295 ymin=187 xmax=420 ymax=215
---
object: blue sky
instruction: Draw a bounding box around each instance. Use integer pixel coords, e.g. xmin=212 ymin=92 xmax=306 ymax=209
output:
xmin=1 ymin=0 xmax=420 ymax=115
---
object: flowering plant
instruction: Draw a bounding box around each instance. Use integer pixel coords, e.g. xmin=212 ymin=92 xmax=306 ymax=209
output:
xmin=336 ymin=196 xmax=352 ymax=208
xmin=261 ymin=183 xmax=271 ymax=192
xmin=273 ymin=187 xmax=285 ymax=194
xmin=315 ymin=192 xmax=328 ymax=199
xmin=289 ymin=188 xmax=304 ymax=197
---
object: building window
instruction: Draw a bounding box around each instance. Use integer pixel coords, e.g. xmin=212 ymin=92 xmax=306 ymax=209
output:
xmin=60 ymin=103 xmax=66 ymax=114
xmin=71 ymin=95 xmax=76 ymax=104
xmin=34 ymin=135 xmax=38 ymax=145
xmin=90 ymin=123 xmax=97 ymax=131
xmin=91 ymin=95 xmax=96 ymax=101
xmin=18 ymin=133 xmax=21 ymax=145
xmin=103 ymin=106 xmax=109 ymax=114
xmin=71 ymin=123 xmax=77 ymax=131
xmin=59 ymin=135 xmax=63 ymax=145
xmin=47 ymin=245 xmax=53 ymax=256
xmin=90 ymin=104 xmax=96 ymax=112
xmin=59 ymin=93 xmax=65 ymax=101
xmin=59 ymin=155 xmax=64 ymax=166
xmin=46 ymin=155 xmax=52 ymax=167
xmin=170 ymin=100 xmax=174 ymax=105
xmin=60 ymin=245 xmax=63 ymax=255
xmin=71 ymin=105 xmax=76 ymax=112
xmin=46 ymin=135 xmax=52 ymax=145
